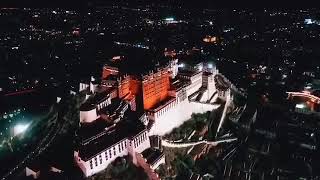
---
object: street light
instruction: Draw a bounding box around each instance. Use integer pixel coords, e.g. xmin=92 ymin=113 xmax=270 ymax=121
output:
xmin=13 ymin=124 xmax=30 ymax=136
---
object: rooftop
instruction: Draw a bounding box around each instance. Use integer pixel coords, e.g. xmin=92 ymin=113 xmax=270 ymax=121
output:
xmin=78 ymin=118 xmax=113 ymax=142
xmin=98 ymin=98 xmax=125 ymax=115
xmin=177 ymin=52 xmax=205 ymax=66
xmin=102 ymin=74 xmax=119 ymax=81
xmin=104 ymin=48 xmax=171 ymax=77
xmin=178 ymin=69 xmax=202 ymax=77
xmin=78 ymin=115 xmax=146 ymax=161
xmin=203 ymin=71 xmax=213 ymax=76
xmin=148 ymin=96 xmax=176 ymax=112
xmin=170 ymin=78 xmax=189 ymax=91
xmin=80 ymin=92 xmax=110 ymax=111
xmin=141 ymin=148 xmax=164 ymax=166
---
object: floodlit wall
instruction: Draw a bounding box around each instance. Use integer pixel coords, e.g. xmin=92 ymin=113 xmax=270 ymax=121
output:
xmin=80 ymin=108 xmax=99 ymax=123
xmin=75 ymin=130 xmax=151 ymax=177
xmin=74 ymin=139 xmax=129 ymax=177
xmin=149 ymin=99 xmax=220 ymax=135
xmin=142 ymin=69 xmax=170 ymax=110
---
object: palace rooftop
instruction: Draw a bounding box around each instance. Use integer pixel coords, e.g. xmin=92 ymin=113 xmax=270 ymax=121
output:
xmin=78 ymin=117 xmax=146 ymax=161
xmin=103 ymin=48 xmax=171 ymax=76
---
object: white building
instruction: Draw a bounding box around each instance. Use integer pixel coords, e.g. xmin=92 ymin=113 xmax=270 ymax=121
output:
xmin=147 ymin=68 xmax=221 ymax=135
xmin=79 ymin=93 xmax=111 ymax=123
xmin=168 ymin=58 xmax=179 ymax=78
xmin=74 ymin=120 xmax=151 ymax=177
xmin=75 ymin=93 xmax=164 ymax=177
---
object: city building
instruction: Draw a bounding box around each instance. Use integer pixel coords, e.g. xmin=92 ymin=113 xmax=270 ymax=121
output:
xmin=287 ymin=79 xmax=320 ymax=114
xmin=203 ymin=35 xmax=218 ymax=43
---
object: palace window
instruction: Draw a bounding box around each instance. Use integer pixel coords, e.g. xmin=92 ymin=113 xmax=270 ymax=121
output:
xmin=94 ymin=157 xmax=98 ymax=166
xmin=105 ymin=151 xmax=108 ymax=161
xmin=89 ymin=160 xmax=93 ymax=169
xmin=99 ymin=155 xmax=102 ymax=164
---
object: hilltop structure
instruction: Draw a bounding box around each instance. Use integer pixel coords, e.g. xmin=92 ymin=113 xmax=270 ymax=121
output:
xmin=75 ymin=54 xmax=233 ymax=177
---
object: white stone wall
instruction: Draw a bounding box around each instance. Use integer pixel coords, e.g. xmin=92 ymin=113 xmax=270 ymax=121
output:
xmin=147 ymin=98 xmax=179 ymax=121
xmin=80 ymin=109 xmax=99 ymax=123
xmin=79 ymin=83 xmax=89 ymax=92
xmin=149 ymin=99 xmax=220 ymax=136
xmin=190 ymin=72 xmax=202 ymax=84
xmin=86 ymin=140 xmax=129 ymax=176
xmin=26 ymin=167 xmax=40 ymax=179
xmin=207 ymin=74 xmax=216 ymax=96
xmin=75 ymin=139 xmax=130 ymax=177
xmin=186 ymin=80 xmax=202 ymax=96
xmin=131 ymin=131 xmax=151 ymax=153
xmin=148 ymin=77 xmax=220 ymax=136
xmin=169 ymin=59 xmax=179 ymax=78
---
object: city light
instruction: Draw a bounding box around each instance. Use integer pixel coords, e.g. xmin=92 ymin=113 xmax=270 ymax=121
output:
xmin=2 ymin=7 xmax=320 ymax=180
xmin=165 ymin=17 xmax=174 ymax=21
xmin=13 ymin=124 xmax=30 ymax=136
xmin=295 ymin=104 xmax=305 ymax=109
xmin=178 ymin=63 xmax=185 ymax=68
xmin=198 ymin=64 xmax=203 ymax=71
xmin=305 ymin=83 xmax=312 ymax=90
xmin=305 ymin=86 xmax=312 ymax=90
xmin=305 ymin=19 xmax=313 ymax=24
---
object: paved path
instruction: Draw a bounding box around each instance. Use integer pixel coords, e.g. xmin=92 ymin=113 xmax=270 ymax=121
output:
xmin=162 ymin=138 xmax=237 ymax=148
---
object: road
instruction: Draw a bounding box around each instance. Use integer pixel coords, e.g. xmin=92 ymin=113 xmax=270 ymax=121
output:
xmin=216 ymin=92 xmax=232 ymax=137
xmin=4 ymin=89 xmax=37 ymax=97
xmin=1 ymin=104 xmax=67 ymax=180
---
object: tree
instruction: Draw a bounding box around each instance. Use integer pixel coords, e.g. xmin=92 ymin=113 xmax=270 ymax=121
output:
xmin=173 ymin=154 xmax=194 ymax=179
xmin=89 ymin=156 xmax=148 ymax=180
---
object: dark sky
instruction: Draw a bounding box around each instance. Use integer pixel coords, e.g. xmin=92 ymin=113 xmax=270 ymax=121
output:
xmin=1 ymin=0 xmax=236 ymax=9
xmin=0 ymin=0 xmax=312 ymax=9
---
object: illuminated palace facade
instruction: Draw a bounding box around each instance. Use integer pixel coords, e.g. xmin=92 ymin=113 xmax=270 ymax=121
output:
xmin=75 ymin=64 xmax=168 ymax=178
xmin=74 ymin=56 xmax=229 ymax=177
xmin=142 ymin=67 xmax=171 ymax=110
xmin=100 ymin=57 xmax=224 ymax=135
